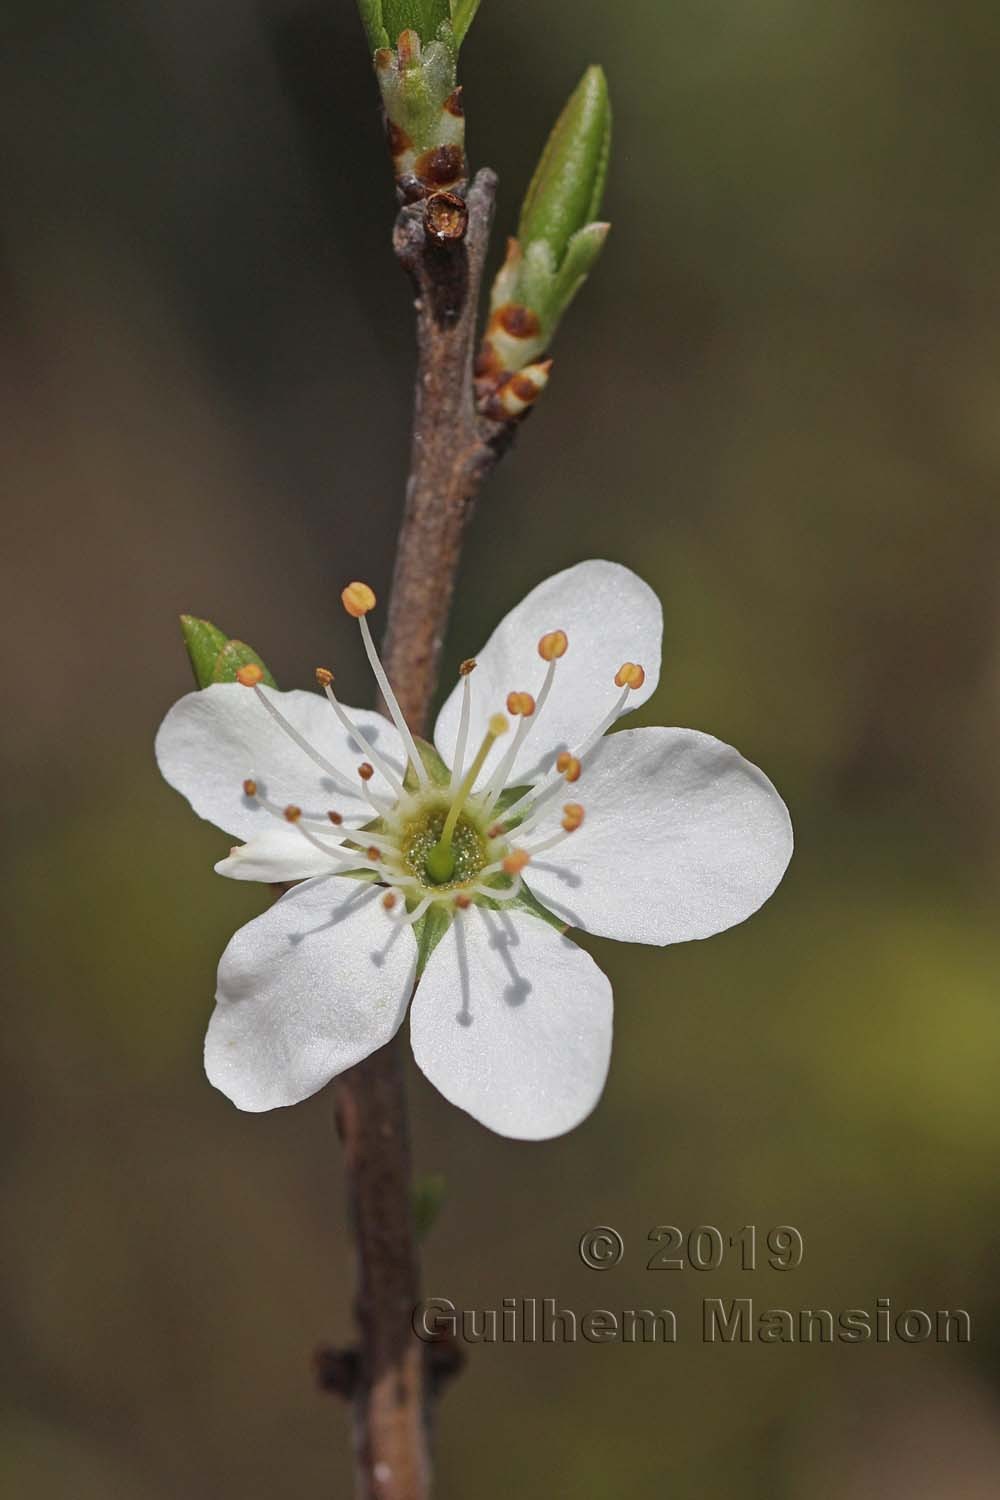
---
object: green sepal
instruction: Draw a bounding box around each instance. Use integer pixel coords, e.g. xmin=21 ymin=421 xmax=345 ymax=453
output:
xmin=477 ymin=877 xmax=569 ymax=935
xmin=492 ymin=784 xmax=532 ymax=823
xmin=212 ymin=639 xmax=278 ymax=689
xmin=450 ymin=0 xmax=481 ymax=46
xmin=518 ymin=65 xmax=611 ymax=266
xmin=412 ymin=899 xmax=452 ymax=977
xmin=180 ymin=615 xmax=229 ymax=689
xmin=412 ymin=1172 xmax=448 ymax=1240
xmin=404 ymin=735 xmax=452 ymax=792
xmin=179 ymin=615 xmax=277 ymax=690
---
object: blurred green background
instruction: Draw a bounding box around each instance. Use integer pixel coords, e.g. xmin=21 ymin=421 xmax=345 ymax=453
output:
xmin=4 ymin=0 xmax=1000 ymax=1494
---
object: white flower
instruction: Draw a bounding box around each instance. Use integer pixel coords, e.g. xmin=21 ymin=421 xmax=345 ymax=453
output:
xmin=155 ymin=560 xmax=792 ymax=1139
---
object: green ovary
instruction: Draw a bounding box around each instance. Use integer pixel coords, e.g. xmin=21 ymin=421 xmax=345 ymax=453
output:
xmin=401 ymin=805 xmax=488 ymax=890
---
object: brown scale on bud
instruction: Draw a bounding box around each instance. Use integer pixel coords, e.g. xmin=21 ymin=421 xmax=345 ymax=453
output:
xmin=506 ymin=691 xmax=536 ymax=717
xmin=396 ymin=29 xmax=420 ymax=68
xmin=413 ymin=144 xmax=465 ymax=192
xmin=443 ymin=87 xmax=464 ymax=118
xmin=484 ymin=361 xmax=553 ymax=422
xmin=327 ymin=810 xmax=343 ymax=826
xmin=386 ymin=120 xmax=412 ymax=165
xmin=315 ymin=667 xmax=334 ymax=687
xmin=358 ymin=762 xmax=375 ymax=782
xmin=497 ymin=304 xmax=541 ymax=340
xmin=557 ymin=752 xmax=582 ymax=783
xmin=242 ymin=778 xmax=257 ymax=797
xmin=424 ymin=191 xmax=468 ymax=244
xmin=236 ymin=663 xmax=264 ymax=687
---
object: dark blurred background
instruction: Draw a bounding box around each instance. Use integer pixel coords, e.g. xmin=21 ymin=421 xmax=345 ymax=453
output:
xmin=3 ymin=0 xmax=1000 ymax=1494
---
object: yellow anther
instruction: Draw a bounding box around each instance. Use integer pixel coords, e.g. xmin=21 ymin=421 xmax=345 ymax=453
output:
xmin=341 ymin=581 xmax=376 ymax=618
xmin=382 ymin=891 xmax=398 ymax=912
xmin=488 ymin=712 xmax=509 ymax=737
xmin=284 ymin=805 xmax=302 ymax=823
xmin=506 ymin=691 xmax=536 ymax=717
xmin=315 ymin=666 xmax=334 ymax=687
xmin=236 ymin=663 xmax=265 ymax=687
xmin=459 ymin=658 xmax=477 ymax=676
xmin=367 ymin=846 xmax=381 ymax=862
xmin=556 ymin=752 xmax=581 ymax=783
xmin=327 ymin=810 xmax=343 ymax=826
xmin=615 ymin=662 xmax=645 ymax=690
xmin=242 ymin=778 xmax=258 ymax=797
xmin=538 ymin=630 xmax=568 ymax=661
xmin=503 ymin=849 xmax=531 ymax=875
xmin=561 ymin=802 xmax=585 ymax=832
xmin=454 ymin=893 xmax=473 ymax=910
xmin=487 ymin=821 xmax=506 ymax=839
xmin=358 ymin=762 xmax=375 ymax=782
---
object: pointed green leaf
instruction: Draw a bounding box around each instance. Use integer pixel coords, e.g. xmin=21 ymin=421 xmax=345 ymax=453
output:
xmin=357 ymin=0 xmax=390 ymax=52
xmin=518 ymin=65 xmax=611 ymax=266
xmin=546 ymin=220 xmax=611 ymax=327
xmin=412 ymin=1172 xmax=448 ymax=1239
xmin=179 ymin=615 xmax=229 ymax=690
xmin=212 ymin=639 xmax=278 ymax=689
xmin=382 ymin=0 xmax=449 ymax=45
xmin=450 ymin=0 xmax=481 ymax=47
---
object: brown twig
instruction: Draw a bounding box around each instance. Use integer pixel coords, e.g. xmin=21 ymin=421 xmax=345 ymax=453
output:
xmin=330 ymin=167 xmax=515 ymax=1500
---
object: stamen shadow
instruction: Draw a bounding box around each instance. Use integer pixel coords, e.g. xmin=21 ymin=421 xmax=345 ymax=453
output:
xmin=530 ymin=859 xmax=583 ymax=889
xmin=287 ymin=880 xmax=378 ymax=945
xmin=454 ymin=915 xmax=473 ymax=1027
xmin=481 ymin=908 xmax=531 ymax=1008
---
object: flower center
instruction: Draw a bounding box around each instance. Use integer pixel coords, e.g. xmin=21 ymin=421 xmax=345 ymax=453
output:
xmin=401 ymin=803 xmax=488 ymax=889
xmin=233 ymin=579 xmax=646 ymax=926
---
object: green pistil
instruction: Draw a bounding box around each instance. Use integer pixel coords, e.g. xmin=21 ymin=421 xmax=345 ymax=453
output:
xmin=404 ymin=807 xmax=485 ymax=889
xmin=427 ymin=714 xmax=506 ymax=885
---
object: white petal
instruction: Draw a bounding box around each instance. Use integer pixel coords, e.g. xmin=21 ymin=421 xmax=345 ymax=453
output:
xmin=523 ymin=727 xmax=793 ymax=945
xmin=433 ymin=560 xmax=662 ymax=788
xmin=155 ymin=682 xmax=404 ymax=841
xmin=207 ymin=876 xmax=416 ymax=1111
xmin=215 ymin=827 xmax=339 ymax=883
xmin=409 ymin=907 xmax=612 ymax=1140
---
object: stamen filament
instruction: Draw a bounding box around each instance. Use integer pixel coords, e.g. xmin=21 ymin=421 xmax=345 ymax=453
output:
xmin=449 ymin=668 xmax=475 ymax=792
xmin=318 ymin=676 xmax=405 ymax=797
xmin=499 ymin=685 xmax=631 ymax=825
xmin=250 ymin=685 xmax=358 ymax=797
xmin=481 ymin=658 xmax=557 ymax=808
xmin=426 ymin=714 xmax=507 ymax=884
xmin=471 ymin=875 xmax=524 ymax=902
xmin=394 ymin=895 xmax=433 ymax=926
xmin=358 ymin=615 xmax=428 ymax=786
